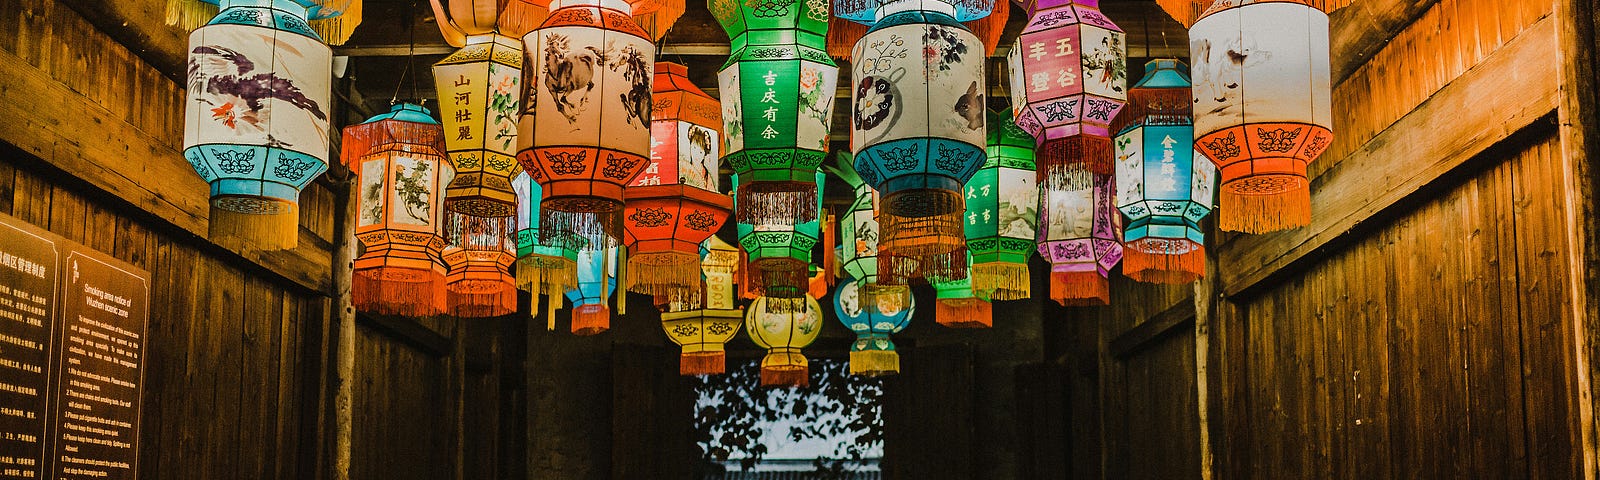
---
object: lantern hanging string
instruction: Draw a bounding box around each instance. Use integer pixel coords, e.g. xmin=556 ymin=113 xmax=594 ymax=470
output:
xmin=392 ymin=0 xmax=422 ymax=106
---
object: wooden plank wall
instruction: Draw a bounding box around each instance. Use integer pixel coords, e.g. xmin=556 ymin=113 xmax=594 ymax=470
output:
xmin=1059 ymin=0 xmax=1596 ymax=478
xmin=0 ymin=1 xmax=532 ymax=479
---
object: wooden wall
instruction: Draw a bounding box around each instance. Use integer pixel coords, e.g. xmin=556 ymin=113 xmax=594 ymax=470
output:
xmin=1056 ymin=0 xmax=1599 ymax=479
xmin=0 ymin=1 xmax=531 ymax=479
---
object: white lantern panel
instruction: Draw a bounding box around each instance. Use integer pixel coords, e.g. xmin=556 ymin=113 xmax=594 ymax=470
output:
xmin=185 ymin=26 xmax=332 ymax=162
xmin=522 ymin=27 xmax=654 ymax=157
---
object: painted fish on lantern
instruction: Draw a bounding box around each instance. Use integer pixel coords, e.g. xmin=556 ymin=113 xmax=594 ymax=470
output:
xmin=187 ymin=45 xmax=329 ymax=135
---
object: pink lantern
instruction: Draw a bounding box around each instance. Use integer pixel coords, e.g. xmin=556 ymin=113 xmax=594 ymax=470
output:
xmin=1007 ymin=0 xmax=1127 ymax=188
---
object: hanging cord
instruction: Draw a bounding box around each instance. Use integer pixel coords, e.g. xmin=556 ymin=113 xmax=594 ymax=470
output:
xmin=391 ymin=0 xmax=422 ymax=106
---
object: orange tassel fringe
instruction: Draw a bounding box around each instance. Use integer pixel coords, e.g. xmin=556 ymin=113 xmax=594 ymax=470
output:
xmin=1050 ymin=271 xmax=1109 ymax=307
xmin=1219 ymin=181 xmax=1311 ymax=234
xmin=680 ymin=351 xmax=726 ymax=376
xmin=828 ymin=17 xmax=869 ymax=59
xmin=761 ymin=366 xmax=809 ymax=388
xmin=735 ymin=181 xmax=818 ymax=226
xmin=627 ymin=251 xmax=701 ymax=298
xmin=447 ymin=279 xmax=517 ymax=318
xmin=571 ymin=304 xmax=610 ymax=336
xmin=354 ymin=267 xmax=446 ymax=317
xmin=936 ymin=297 xmax=993 ymax=328
xmin=1123 ymin=240 xmax=1205 ymax=285
xmin=1038 ymin=136 xmax=1114 ymax=188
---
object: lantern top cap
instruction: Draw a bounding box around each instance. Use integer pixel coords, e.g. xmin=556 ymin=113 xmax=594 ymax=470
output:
xmin=1133 ymin=59 xmax=1191 ymax=89
xmin=652 ymin=62 xmax=714 ymax=98
xmin=363 ymin=103 xmax=439 ymax=125
xmin=205 ymin=0 xmax=341 ymax=19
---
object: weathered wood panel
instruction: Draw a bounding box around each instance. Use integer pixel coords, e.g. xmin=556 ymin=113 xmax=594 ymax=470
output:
xmin=350 ymin=324 xmax=453 ymax=480
xmin=883 ymin=343 xmax=976 ymax=480
xmin=0 ymin=154 xmax=331 ymax=479
xmin=1224 ymin=133 xmax=1580 ymax=479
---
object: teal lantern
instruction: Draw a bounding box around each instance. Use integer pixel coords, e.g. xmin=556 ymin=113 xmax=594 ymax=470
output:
xmin=182 ymin=0 xmax=336 ymax=250
xmin=1114 ymin=59 xmax=1215 ymax=284
xmin=824 ymin=153 xmax=880 ymax=284
xmin=735 ymin=172 xmax=827 ymax=299
xmin=848 ymin=0 xmax=989 ymax=285
xmin=513 ymin=172 xmax=579 ymax=324
xmin=565 ymin=246 xmax=618 ymax=335
xmin=966 ymin=110 xmax=1038 ymax=300
xmin=833 ymin=278 xmax=914 ymax=376
xmin=711 ymin=0 xmax=839 ymax=226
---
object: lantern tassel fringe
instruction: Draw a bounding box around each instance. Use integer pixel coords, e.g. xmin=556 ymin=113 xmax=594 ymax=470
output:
xmin=1039 ymin=136 xmax=1114 ymax=187
xmin=515 ymin=255 xmax=578 ymax=296
xmin=627 ymin=252 xmax=701 ymax=297
xmin=1123 ymin=244 xmax=1206 ymax=285
xmin=936 ymin=298 xmax=994 ymax=328
xmin=879 ymin=249 xmax=968 ymax=286
xmin=571 ymin=304 xmax=610 ymax=336
xmin=848 ymin=350 xmax=901 ymax=376
xmin=447 ymin=279 xmax=517 ymax=318
xmin=680 ymin=351 xmax=726 ymax=376
xmin=760 ymin=366 xmax=809 ymax=388
xmin=210 ymin=204 xmax=299 ymax=251
xmin=972 ymin=262 xmax=1031 ymax=300
xmin=1220 ymin=186 xmax=1311 ymax=234
xmin=541 ymin=209 xmax=622 ymax=252
xmin=353 ymin=268 xmax=446 ymax=317
xmin=165 ymin=0 xmax=217 ymax=31
xmin=748 ymin=258 xmax=810 ymax=300
xmin=1050 ymin=271 xmax=1110 ymax=307
xmin=736 ymin=181 xmax=818 ymax=226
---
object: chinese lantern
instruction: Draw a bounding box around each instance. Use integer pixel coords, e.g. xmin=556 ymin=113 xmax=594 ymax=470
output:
xmin=1114 ymin=59 xmax=1216 ymax=284
xmin=444 ymin=212 xmax=518 ymax=317
xmin=434 ymin=33 xmax=525 ymax=218
xmin=341 ymin=104 xmax=452 ymax=317
xmin=565 ymin=246 xmax=618 ymax=335
xmin=966 ymin=110 xmax=1038 ymax=300
xmin=833 ymin=278 xmax=913 ymax=376
xmin=710 ymin=0 xmax=838 ymax=226
xmin=734 ymin=172 xmax=826 ymax=299
xmin=825 ymin=153 xmax=880 ymax=285
xmin=622 ymin=62 xmax=732 ymax=302
xmin=848 ymin=0 xmax=988 ymax=285
xmin=181 ymin=0 xmax=334 ymax=250
xmin=1189 ymin=0 xmax=1333 ymax=233
xmin=828 ymin=0 xmax=1007 ymax=58
xmin=659 ymin=238 xmax=744 ymax=376
xmin=1037 ymin=172 xmax=1120 ymax=306
xmin=1006 ymin=0 xmax=1127 ymax=186
xmin=166 ymin=0 xmax=362 ymax=45
xmin=429 ymin=0 xmax=550 ymax=47
xmin=745 ymin=295 xmax=823 ymax=387
xmin=513 ymin=172 xmax=579 ymax=324
xmin=933 ymin=269 xmax=992 ymax=328
xmin=517 ymin=0 xmax=659 ymax=252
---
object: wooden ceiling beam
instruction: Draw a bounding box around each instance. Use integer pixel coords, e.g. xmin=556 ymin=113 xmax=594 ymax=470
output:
xmin=1330 ymin=0 xmax=1441 ymax=85
xmin=55 ymin=0 xmax=191 ymax=80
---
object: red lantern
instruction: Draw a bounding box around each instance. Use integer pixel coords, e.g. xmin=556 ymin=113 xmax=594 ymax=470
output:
xmin=622 ymin=62 xmax=732 ymax=302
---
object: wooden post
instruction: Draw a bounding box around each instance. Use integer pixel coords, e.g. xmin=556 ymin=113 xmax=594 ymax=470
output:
xmin=1556 ymin=0 xmax=1600 ymax=475
xmin=330 ymin=171 xmax=358 ymax=480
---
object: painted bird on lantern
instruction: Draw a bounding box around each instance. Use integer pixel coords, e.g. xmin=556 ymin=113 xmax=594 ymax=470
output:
xmin=187 ymin=45 xmax=329 ymax=134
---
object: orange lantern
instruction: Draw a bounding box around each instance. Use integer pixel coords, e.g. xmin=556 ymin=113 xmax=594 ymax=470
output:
xmin=444 ymin=212 xmax=518 ymax=317
xmin=342 ymin=104 xmax=452 ymax=317
xmin=622 ymin=62 xmax=732 ymax=302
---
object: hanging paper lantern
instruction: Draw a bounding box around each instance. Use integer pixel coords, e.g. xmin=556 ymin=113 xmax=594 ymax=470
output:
xmin=565 ymin=246 xmax=619 ymax=335
xmin=848 ymin=0 xmax=987 ymax=285
xmin=443 ymin=212 xmax=518 ymax=317
xmin=933 ymin=268 xmax=992 ymax=328
xmin=513 ymin=172 xmax=579 ymax=325
xmin=622 ymin=62 xmax=732 ymax=302
xmin=433 ymin=33 xmax=524 ymax=218
xmin=735 ymin=172 xmax=827 ymax=299
xmin=1006 ymin=0 xmax=1127 ymax=186
xmin=166 ymin=0 xmax=362 ymax=45
xmin=828 ymin=0 xmax=1007 ymax=59
xmin=833 ymin=278 xmax=913 ymax=376
xmin=966 ymin=109 xmax=1038 ymax=300
xmin=710 ymin=0 xmax=838 ymax=227
xmin=825 ymin=153 xmax=880 ymax=285
xmin=745 ymin=295 xmax=824 ymax=387
xmin=517 ymin=0 xmax=658 ymax=252
xmin=341 ymin=104 xmax=452 ymax=317
xmin=659 ymin=237 xmax=744 ymax=376
xmin=429 ymin=0 xmax=550 ymax=47
xmin=1189 ymin=0 xmax=1332 ymax=233
xmin=181 ymin=0 xmax=333 ymax=250
xmin=1114 ymin=59 xmax=1216 ymax=284
xmin=1037 ymin=172 xmax=1120 ymax=306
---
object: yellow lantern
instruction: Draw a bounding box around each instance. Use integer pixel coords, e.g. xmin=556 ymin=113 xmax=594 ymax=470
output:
xmin=745 ymin=295 xmax=823 ymax=387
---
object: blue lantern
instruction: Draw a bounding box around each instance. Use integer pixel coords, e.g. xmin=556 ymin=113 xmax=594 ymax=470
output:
xmin=1114 ymin=59 xmax=1215 ymax=284
xmin=833 ymin=278 xmax=914 ymax=376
